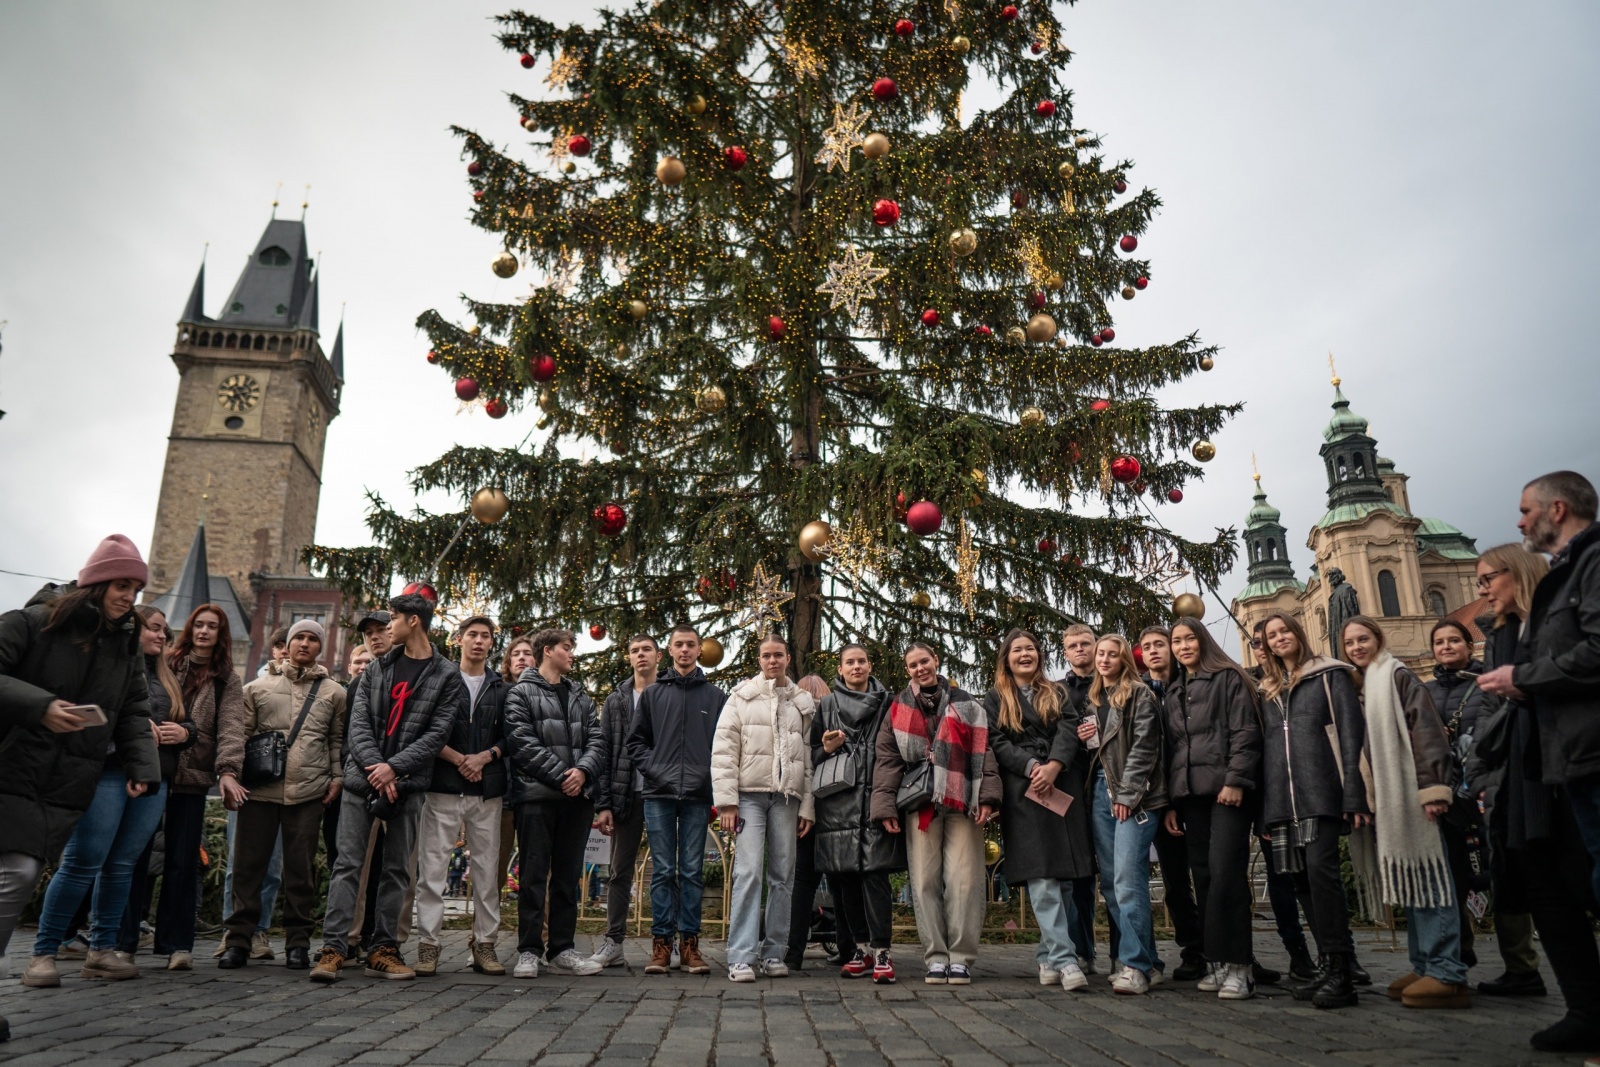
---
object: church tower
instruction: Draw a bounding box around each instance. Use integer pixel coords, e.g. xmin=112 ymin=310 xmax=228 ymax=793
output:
xmin=146 ymin=218 xmax=344 ymax=620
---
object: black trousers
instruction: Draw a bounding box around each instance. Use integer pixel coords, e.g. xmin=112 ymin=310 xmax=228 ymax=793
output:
xmin=322 ymin=792 xmax=343 ymax=872
xmin=515 ymin=798 xmax=594 ymax=957
xmin=1287 ymin=816 xmax=1354 ymax=955
xmin=226 ymin=799 xmax=324 ymax=951
xmin=785 ymin=833 xmax=854 ymax=965
xmin=1154 ymin=820 xmax=1204 ymax=964
xmin=152 ymin=791 xmax=208 ymax=955
xmin=1507 ymin=798 xmax=1600 ymax=1019
xmin=1262 ymin=840 xmax=1310 ymax=955
xmin=833 ymin=871 xmax=892 ymax=952
xmin=1173 ymin=798 xmax=1254 ymax=965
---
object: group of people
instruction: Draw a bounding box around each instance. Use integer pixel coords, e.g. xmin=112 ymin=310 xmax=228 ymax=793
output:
xmin=2 ymin=470 xmax=1599 ymax=1055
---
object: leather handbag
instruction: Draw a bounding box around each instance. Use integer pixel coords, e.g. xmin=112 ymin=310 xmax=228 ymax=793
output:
xmin=241 ymin=678 xmax=323 ymax=787
xmin=812 ymin=745 xmax=859 ymax=798
xmin=895 ymin=758 xmax=934 ymax=812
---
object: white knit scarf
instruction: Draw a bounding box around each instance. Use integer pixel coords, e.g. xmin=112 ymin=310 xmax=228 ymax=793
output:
xmin=1348 ymin=650 xmax=1454 ymax=912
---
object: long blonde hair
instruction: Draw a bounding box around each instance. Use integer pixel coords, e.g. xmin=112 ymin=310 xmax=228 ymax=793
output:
xmin=135 ymin=605 xmax=185 ymax=722
xmin=992 ymin=629 xmax=1063 ymax=732
xmin=1257 ymin=612 xmax=1313 ymax=703
xmin=1087 ymin=634 xmax=1140 ymax=709
xmin=1478 ymin=543 xmax=1549 ymax=625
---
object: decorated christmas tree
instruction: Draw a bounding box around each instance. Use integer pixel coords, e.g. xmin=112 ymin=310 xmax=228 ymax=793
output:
xmin=310 ymin=0 xmax=1238 ymax=682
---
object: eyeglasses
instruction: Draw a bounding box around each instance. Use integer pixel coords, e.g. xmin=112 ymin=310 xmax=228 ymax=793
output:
xmin=1475 ymin=568 xmax=1508 ymax=591
xmin=1249 ymin=639 xmax=1263 ymax=649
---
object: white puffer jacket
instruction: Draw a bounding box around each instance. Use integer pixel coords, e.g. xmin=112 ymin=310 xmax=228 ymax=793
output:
xmin=711 ymin=674 xmax=817 ymax=820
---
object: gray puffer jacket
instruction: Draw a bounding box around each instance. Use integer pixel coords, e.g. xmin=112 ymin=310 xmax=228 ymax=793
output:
xmin=503 ymin=670 xmax=607 ymax=804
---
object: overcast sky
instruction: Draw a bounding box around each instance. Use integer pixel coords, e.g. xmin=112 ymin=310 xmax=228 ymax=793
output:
xmin=3 ymin=1 xmax=1597 ymax=638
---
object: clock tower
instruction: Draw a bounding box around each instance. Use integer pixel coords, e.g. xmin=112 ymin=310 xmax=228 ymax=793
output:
xmin=146 ymin=217 xmax=344 ymax=624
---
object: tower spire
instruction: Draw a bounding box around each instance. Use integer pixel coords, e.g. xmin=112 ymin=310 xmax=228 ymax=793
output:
xmin=179 ymin=249 xmax=209 ymax=324
xmin=330 ymin=305 xmax=345 ymax=381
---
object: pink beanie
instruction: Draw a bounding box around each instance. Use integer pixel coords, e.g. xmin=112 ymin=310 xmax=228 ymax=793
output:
xmin=78 ymin=534 xmax=149 ymax=588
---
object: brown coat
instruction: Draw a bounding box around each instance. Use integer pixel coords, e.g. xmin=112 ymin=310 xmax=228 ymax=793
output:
xmin=232 ymin=661 xmax=348 ymax=806
xmin=1380 ymin=667 xmax=1456 ymax=809
xmin=869 ymin=681 xmax=1001 ymax=825
xmin=170 ymin=658 xmax=248 ymax=795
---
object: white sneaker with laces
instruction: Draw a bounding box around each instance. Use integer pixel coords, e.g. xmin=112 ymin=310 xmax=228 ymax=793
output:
xmin=590 ymin=939 xmax=627 ymax=968
xmin=728 ymin=963 xmax=756 ymax=983
xmin=514 ymin=951 xmax=540 ymax=979
xmin=550 ymin=949 xmax=603 ymax=976
xmin=1197 ymin=962 xmax=1223 ymax=992
xmin=1038 ymin=964 xmax=1062 ymax=986
xmin=1060 ymin=962 xmax=1089 ymax=992
xmin=762 ymin=959 xmax=789 ymax=977
xmin=1219 ymin=963 xmax=1256 ymax=1000
xmin=1112 ymin=965 xmax=1150 ymax=996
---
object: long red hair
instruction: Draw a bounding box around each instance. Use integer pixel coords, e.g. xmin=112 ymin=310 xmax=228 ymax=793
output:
xmin=168 ymin=603 xmax=233 ymax=701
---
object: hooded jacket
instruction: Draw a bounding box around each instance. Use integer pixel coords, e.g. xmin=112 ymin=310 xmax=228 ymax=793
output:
xmin=1162 ymin=665 xmax=1263 ymax=801
xmin=986 ymin=684 xmax=1094 ymax=883
xmin=0 ymin=583 xmax=161 ymax=860
xmin=342 ymin=646 xmax=464 ymax=797
xmin=503 ymin=669 xmax=606 ymax=804
xmin=711 ymin=674 xmax=816 ymax=819
xmin=811 ymin=676 xmax=905 ymax=875
xmin=1260 ymin=656 xmax=1369 ymax=826
xmin=1514 ymin=522 xmax=1600 ymax=783
xmin=627 ymin=666 xmax=728 ymax=804
xmin=235 ymin=660 xmax=347 ymax=806
xmin=430 ymin=670 xmax=509 ymax=799
xmin=1090 ymin=679 xmax=1168 ymax=813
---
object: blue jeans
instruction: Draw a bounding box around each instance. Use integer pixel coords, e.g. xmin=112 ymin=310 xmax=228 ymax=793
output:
xmin=726 ymin=792 xmax=798 ymax=966
xmin=644 ymin=799 xmax=710 ymax=938
xmin=1407 ymin=903 xmax=1468 ymax=984
xmin=34 ymin=773 xmax=167 ymax=954
xmin=1090 ymin=768 xmax=1160 ymax=975
xmin=1028 ymin=878 xmax=1078 ymax=972
xmin=1562 ymin=775 xmax=1600 ymax=906
xmin=1066 ymin=875 xmax=1108 ymax=963
xmin=224 ymin=806 xmax=281 ymax=934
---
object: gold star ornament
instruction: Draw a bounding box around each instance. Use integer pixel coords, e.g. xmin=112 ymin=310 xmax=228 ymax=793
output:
xmin=816 ymin=245 xmax=890 ymax=319
xmin=734 ymin=563 xmax=795 ymax=638
xmin=815 ymin=102 xmax=871 ymax=174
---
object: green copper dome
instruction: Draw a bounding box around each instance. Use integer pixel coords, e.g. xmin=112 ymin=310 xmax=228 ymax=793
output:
xmin=1246 ymin=478 xmax=1281 ymax=526
xmin=1322 ymin=382 xmax=1370 ymax=443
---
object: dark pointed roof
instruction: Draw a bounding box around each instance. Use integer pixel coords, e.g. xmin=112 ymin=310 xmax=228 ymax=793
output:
xmin=215 ymin=219 xmax=315 ymax=330
xmin=329 ymin=318 xmax=345 ymax=381
xmin=295 ymin=268 xmax=320 ymax=332
xmin=180 ymin=262 xmax=208 ymax=324
xmin=151 ymin=522 xmax=212 ymax=624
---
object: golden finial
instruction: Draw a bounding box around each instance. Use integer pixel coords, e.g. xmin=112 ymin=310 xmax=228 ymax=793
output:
xmin=301 ymin=184 xmax=311 ymax=220
xmin=1251 ymin=452 xmax=1261 ymax=483
xmin=1328 ymin=351 xmax=1340 ymax=387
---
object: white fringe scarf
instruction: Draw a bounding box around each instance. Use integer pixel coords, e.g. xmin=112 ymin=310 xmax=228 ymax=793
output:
xmin=1348 ymin=650 xmax=1454 ymax=912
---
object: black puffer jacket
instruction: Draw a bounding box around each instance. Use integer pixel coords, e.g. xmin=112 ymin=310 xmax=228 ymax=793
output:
xmin=430 ymin=671 xmax=508 ymax=799
xmin=1163 ymin=666 xmax=1263 ymax=801
xmin=504 ymin=670 xmax=607 ymax=804
xmin=986 ymin=685 xmax=1093 ymax=883
xmin=343 ymin=647 xmax=464 ymax=797
xmin=599 ymin=682 xmax=642 ymax=820
xmin=0 ymin=583 xmax=161 ymax=861
xmin=812 ymin=677 xmax=904 ymax=875
xmin=1515 ymin=522 xmax=1600 ymax=784
xmin=1260 ymin=657 xmax=1369 ymax=826
xmin=627 ymin=667 xmax=727 ymax=804
xmin=1424 ymin=660 xmax=1488 ymax=754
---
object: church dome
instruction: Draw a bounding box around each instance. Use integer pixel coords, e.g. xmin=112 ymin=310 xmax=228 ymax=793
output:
xmin=1246 ymin=479 xmax=1280 ymax=526
xmin=1322 ymin=383 xmax=1370 ymax=442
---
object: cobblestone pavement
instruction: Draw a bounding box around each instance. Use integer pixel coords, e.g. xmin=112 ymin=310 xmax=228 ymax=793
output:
xmin=0 ymin=930 xmax=1579 ymax=1066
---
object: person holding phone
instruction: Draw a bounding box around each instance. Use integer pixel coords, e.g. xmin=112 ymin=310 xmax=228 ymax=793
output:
xmin=0 ymin=535 xmax=162 ymax=1002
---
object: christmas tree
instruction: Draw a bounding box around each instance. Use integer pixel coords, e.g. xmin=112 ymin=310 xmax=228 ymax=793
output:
xmin=310 ymin=0 xmax=1238 ymax=682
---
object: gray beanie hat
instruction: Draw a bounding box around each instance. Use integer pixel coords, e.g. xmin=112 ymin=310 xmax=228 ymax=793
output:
xmin=287 ymin=619 xmax=326 ymax=645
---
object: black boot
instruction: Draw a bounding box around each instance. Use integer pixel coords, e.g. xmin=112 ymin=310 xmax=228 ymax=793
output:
xmin=0 ymin=1014 xmax=9 ymax=1042
xmin=217 ymin=945 xmax=249 ymax=969
xmin=285 ymin=947 xmax=310 ymax=970
xmin=1480 ymin=970 xmax=1547 ymax=997
xmin=1173 ymin=951 xmax=1209 ymax=982
xmin=1531 ymin=1013 xmax=1600 ymax=1053
xmin=1312 ymin=952 xmax=1360 ymax=1009
xmin=1287 ymin=945 xmax=1318 ymax=983
xmin=1291 ymin=956 xmax=1329 ymax=1000
xmin=1252 ymin=955 xmax=1282 ymax=985
xmin=1348 ymin=954 xmax=1371 ymax=986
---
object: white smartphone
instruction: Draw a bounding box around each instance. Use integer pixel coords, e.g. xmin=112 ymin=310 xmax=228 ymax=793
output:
xmin=62 ymin=704 xmax=108 ymax=726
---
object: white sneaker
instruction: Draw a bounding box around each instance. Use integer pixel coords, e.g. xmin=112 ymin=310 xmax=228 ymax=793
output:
xmin=1219 ymin=962 xmax=1256 ymax=1000
xmin=1060 ymin=962 xmax=1089 ymax=992
xmin=167 ymin=951 xmax=193 ymax=971
xmin=729 ymin=963 xmax=756 ymax=983
xmin=1197 ymin=962 xmax=1223 ymax=992
xmin=590 ymin=939 xmax=626 ymax=968
xmin=762 ymin=959 xmax=789 ymax=977
xmin=1106 ymin=958 xmax=1122 ymax=984
xmin=549 ymin=949 xmax=602 ymax=976
xmin=514 ymin=951 xmax=540 ymax=978
xmin=1112 ymin=965 xmax=1150 ymax=996
xmin=1148 ymin=967 xmax=1165 ymax=988
xmin=1039 ymin=964 xmax=1062 ymax=985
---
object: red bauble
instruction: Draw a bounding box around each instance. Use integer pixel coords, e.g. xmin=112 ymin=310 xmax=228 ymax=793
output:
xmin=1031 ymin=42 xmax=1044 ymax=54
xmin=1113 ymin=178 xmax=1128 ymax=194
xmin=529 ymin=354 xmax=557 ymax=381
xmin=454 ymin=378 xmax=481 ymax=402
xmin=1089 ymin=333 xmax=1103 ymax=347
xmin=1012 ymin=189 xmax=1029 ymax=209
xmin=905 ymin=500 xmax=944 ymax=536
xmin=1131 ymin=480 xmax=1147 ymax=495
xmin=1035 ymin=99 xmax=1057 ymax=118
xmin=592 ymin=502 xmax=628 ymax=537
xmin=1090 ymin=398 xmax=1112 ymax=412
xmin=568 ymin=134 xmax=592 ymax=157
xmin=401 ymin=581 xmax=439 ymax=605
xmin=425 ymin=349 xmax=438 ymax=364
xmin=894 ymin=17 xmax=915 ymax=36
xmin=1099 ymin=326 xmax=1116 ymax=342
xmin=1134 ymin=276 xmax=1149 ymax=290
xmin=519 ymin=53 xmax=535 ymax=69
xmin=697 ymin=569 xmax=738 ymax=603
xmin=872 ymin=76 xmax=898 ymax=100
xmin=484 ymin=398 xmax=508 ymax=419
xmin=1131 ymin=644 xmax=1145 ymax=669
xmin=974 ymin=324 xmax=993 ymax=337
xmin=589 ymin=624 xmax=607 ymax=641
xmin=467 ymin=161 xmax=483 ymax=176
xmin=872 ymin=198 xmax=901 ymax=227
xmin=920 ymin=308 xmax=941 ymax=327
xmin=473 ymin=190 xmax=485 ymax=202
xmin=1028 ymin=291 xmax=1047 ymax=311
xmin=1001 ymin=4 xmax=1020 ymax=19
xmin=894 ymin=491 xmax=909 ymax=523
xmin=1109 ymin=455 xmax=1142 ymax=484
xmin=1064 ymin=553 xmax=1083 ymax=568
xmin=768 ymin=315 xmax=787 ymax=340
xmin=1119 ymin=234 xmax=1138 ymax=253
xmin=723 ymin=145 xmax=747 ymax=170
xmin=1167 ymin=488 xmax=1185 ymax=504
xmin=1038 ymin=538 xmax=1056 ymax=555
xmin=1065 ymin=441 xmax=1083 ymax=463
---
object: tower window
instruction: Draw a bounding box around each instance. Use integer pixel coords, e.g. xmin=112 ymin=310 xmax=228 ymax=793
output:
xmin=252 ymin=335 xmax=265 ymax=350
xmin=1355 ymin=456 xmax=1367 ymax=478
xmin=1428 ymin=588 xmax=1448 ymax=617
xmin=225 ymin=333 xmax=238 ymax=349
xmin=224 ymin=416 xmax=244 ymax=430
xmin=1378 ymin=570 xmax=1401 ymax=617
xmin=1338 ymin=458 xmax=1349 ymax=482
xmin=197 ymin=332 xmax=210 ymax=347
xmin=1267 ymin=539 xmax=1277 ymax=561
xmin=267 ymin=336 xmax=279 ymax=351
xmin=258 ymin=246 xmax=291 ymax=267
xmin=230 ymin=302 xmax=243 ymax=313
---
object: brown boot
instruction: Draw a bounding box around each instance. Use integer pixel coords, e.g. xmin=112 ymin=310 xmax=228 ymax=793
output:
xmin=22 ymin=956 xmax=60 ymax=988
xmin=471 ymin=941 xmax=505 ymax=976
xmin=309 ymin=947 xmax=345 ymax=983
xmin=679 ymin=936 xmax=710 ymax=975
xmin=646 ymin=936 xmax=673 ymax=975
xmin=415 ymin=942 xmax=440 ymax=977
xmin=1387 ymin=972 xmax=1424 ymax=1000
xmin=1401 ymin=976 xmax=1473 ymax=1009
xmin=363 ymin=946 xmax=416 ymax=981
xmin=81 ymin=949 xmax=139 ymax=980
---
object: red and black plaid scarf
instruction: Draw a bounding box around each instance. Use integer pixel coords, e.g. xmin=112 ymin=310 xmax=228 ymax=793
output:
xmin=891 ymin=679 xmax=988 ymax=829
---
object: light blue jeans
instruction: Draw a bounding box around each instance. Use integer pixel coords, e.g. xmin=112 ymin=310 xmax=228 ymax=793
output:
xmin=727 ymin=792 xmax=799 ymax=967
xmin=34 ymin=772 xmax=167 ymax=953
xmin=1090 ymin=767 xmax=1160 ymax=976
xmin=1028 ymin=878 xmax=1078 ymax=972
xmin=224 ymin=806 xmax=281 ymax=934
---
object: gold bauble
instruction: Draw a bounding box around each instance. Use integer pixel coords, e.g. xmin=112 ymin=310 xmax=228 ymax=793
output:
xmin=1192 ymin=440 xmax=1217 ymax=463
xmin=1006 ymin=326 xmax=1027 ymax=344
xmin=984 ymin=839 xmax=1001 ymax=865
xmin=522 ymin=116 xmax=537 ymax=132
xmin=467 ymin=324 xmax=482 ymax=337
xmin=535 ymin=414 xmax=551 ymax=430
xmin=698 ymin=636 xmax=725 ymax=668
xmin=1074 ymin=135 xmax=1091 ymax=147
xmin=798 ymin=519 xmax=833 ymax=563
xmin=1026 ymin=313 xmax=1057 ymax=343
xmin=948 ymin=228 xmax=978 ymax=257
xmin=562 ymin=161 xmax=576 ymax=174
xmin=1199 ymin=356 xmax=1215 ymax=371
xmin=491 ymin=251 xmax=519 ymax=279
xmin=538 ymin=389 xmax=555 ymax=411
xmin=1057 ymin=161 xmax=1076 ymax=179
xmin=911 ymin=590 xmax=932 ymax=609
xmin=1173 ymin=593 xmax=1207 ymax=620
xmin=970 ymin=468 xmax=987 ymax=490
xmin=862 ymin=132 xmax=891 ymax=160
xmin=1019 ymin=405 xmax=1046 ymax=428
xmin=628 ymin=299 xmax=649 ymax=320
xmin=695 ymin=385 xmax=726 ymax=414
xmin=686 ymin=94 xmax=707 ymax=115
xmin=470 ymin=487 xmax=510 ymax=525
xmin=1045 ymin=272 xmax=1064 ymax=290
xmin=656 ymin=156 xmax=686 ymax=186
xmin=951 ymin=34 xmax=971 ymax=55
xmin=1121 ymin=286 xmax=1136 ymax=300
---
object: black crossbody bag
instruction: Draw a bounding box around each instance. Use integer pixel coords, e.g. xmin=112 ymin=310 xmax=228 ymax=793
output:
xmin=241 ymin=678 xmax=323 ymax=787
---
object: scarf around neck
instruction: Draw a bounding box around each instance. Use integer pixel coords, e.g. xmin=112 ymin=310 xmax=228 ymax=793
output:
xmin=891 ymin=679 xmax=988 ymax=827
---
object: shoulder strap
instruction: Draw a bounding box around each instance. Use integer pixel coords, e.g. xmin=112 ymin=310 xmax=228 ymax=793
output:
xmin=286 ymin=677 xmax=324 ymax=748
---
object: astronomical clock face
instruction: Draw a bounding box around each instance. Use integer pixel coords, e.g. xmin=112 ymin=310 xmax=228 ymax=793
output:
xmin=307 ymin=400 xmax=321 ymax=433
xmin=217 ymin=373 xmax=262 ymax=413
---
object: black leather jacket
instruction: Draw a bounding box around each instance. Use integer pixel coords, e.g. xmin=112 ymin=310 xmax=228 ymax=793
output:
xmin=1515 ymin=522 xmax=1600 ymax=783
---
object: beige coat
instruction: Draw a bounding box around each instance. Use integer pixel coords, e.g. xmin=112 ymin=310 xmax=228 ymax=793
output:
xmin=236 ymin=661 xmax=347 ymax=806
xmin=711 ymin=675 xmax=816 ymax=820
